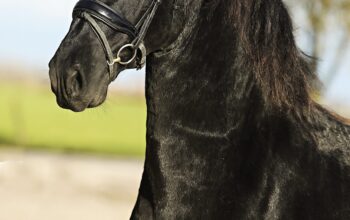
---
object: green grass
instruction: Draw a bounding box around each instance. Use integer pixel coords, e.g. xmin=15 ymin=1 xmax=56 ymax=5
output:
xmin=0 ymin=81 xmax=147 ymax=156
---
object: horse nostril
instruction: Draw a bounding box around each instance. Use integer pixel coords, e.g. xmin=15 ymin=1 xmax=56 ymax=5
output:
xmin=66 ymin=66 xmax=84 ymax=97
xmin=73 ymin=70 xmax=83 ymax=92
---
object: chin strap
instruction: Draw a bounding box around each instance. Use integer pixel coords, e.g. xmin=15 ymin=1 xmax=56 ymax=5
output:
xmin=74 ymin=0 xmax=161 ymax=79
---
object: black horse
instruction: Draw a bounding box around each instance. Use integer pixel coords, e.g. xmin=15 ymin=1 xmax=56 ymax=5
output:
xmin=49 ymin=0 xmax=350 ymax=219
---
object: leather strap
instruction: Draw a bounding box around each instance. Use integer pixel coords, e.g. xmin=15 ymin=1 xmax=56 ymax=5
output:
xmin=81 ymin=12 xmax=116 ymax=77
xmin=132 ymin=0 xmax=161 ymax=48
xmin=72 ymin=0 xmax=161 ymax=78
xmin=73 ymin=0 xmax=137 ymax=38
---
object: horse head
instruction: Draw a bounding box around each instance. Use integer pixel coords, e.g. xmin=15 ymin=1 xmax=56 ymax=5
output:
xmin=49 ymin=0 xmax=183 ymax=112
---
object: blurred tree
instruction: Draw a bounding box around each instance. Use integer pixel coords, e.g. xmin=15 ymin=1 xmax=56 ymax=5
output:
xmin=298 ymin=0 xmax=350 ymax=86
xmin=286 ymin=0 xmax=350 ymax=87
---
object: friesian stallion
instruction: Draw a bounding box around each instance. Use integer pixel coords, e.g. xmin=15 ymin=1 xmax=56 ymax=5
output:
xmin=49 ymin=0 xmax=350 ymax=219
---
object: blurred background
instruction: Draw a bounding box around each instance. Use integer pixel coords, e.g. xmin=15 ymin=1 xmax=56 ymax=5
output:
xmin=0 ymin=0 xmax=349 ymax=219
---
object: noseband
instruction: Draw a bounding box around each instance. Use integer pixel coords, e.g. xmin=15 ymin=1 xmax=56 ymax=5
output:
xmin=73 ymin=0 xmax=161 ymax=77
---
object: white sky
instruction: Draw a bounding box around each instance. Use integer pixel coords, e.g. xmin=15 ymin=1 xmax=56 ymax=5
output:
xmin=0 ymin=0 xmax=349 ymax=105
xmin=0 ymin=0 xmax=76 ymax=66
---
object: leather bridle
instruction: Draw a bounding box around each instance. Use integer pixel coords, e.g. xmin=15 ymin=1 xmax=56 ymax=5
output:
xmin=73 ymin=0 xmax=161 ymax=78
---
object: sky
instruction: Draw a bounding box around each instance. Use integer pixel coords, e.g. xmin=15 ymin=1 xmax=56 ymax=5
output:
xmin=0 ymin=0 xmax=75 ymax=67
xmin=0 ymin=0 xmax=144 ymax=91
xmin=0 ymin=0 xmax=349 ymax=105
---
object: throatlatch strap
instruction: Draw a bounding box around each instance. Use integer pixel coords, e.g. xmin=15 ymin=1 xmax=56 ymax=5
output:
xmin=132 ymin=0 xmax=161 ymax=48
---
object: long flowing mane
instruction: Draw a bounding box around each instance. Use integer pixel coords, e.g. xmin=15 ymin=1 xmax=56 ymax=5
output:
xmin=226 ymin=0 xmax=318 ymax=111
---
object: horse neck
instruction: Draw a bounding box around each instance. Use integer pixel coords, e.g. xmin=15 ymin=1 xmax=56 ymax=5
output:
xmin=145 ymin=5 xmax=264 ymax=136
xmin=144 ymin=0 xmax=320 ymax=139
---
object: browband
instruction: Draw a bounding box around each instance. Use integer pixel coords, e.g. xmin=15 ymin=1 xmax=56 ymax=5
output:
xmin=73 ymin=0 xmax=137 ymax=38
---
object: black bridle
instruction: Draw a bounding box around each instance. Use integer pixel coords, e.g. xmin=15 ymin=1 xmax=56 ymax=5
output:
xmin=73 ymin=0 xmax=161 ymax=77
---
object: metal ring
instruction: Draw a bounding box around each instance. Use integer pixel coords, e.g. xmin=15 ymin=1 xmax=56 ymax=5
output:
xmin=115 ymin=44 xmax=137 ymax=65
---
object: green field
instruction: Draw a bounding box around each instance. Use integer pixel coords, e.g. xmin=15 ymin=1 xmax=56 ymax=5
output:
xmin=0 ymin=81 xmax=147 ymax=156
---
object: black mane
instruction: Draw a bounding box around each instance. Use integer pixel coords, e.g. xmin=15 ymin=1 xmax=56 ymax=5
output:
xmin=175 ymin=0 xmax=319 ymax=114
xmin=226 ymin=0 xmax=317 ymax=111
